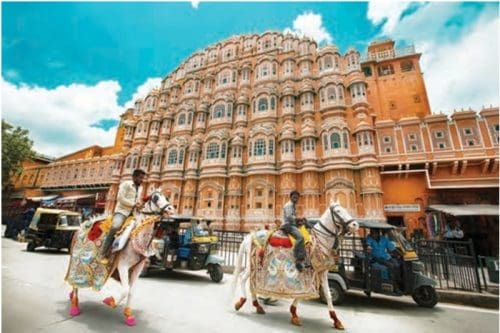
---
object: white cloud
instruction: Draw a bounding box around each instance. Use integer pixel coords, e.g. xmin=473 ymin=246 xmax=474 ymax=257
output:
xmin=367 ymin=2 xmax=499 ymax=113
xmin=124 ymin=77 xmax=162 ymax=109
xmin=2 ymin=76 xmax=164 ymax=157
xmin=1 ymin=80 xmax=122 ymax=157
xmin=284 ymin=11 xmax=333 ymax=45
xmin=367 ymin=2 xmax=412 ymax=35
xmin=191 ymin=0 xmax=200 ymax=9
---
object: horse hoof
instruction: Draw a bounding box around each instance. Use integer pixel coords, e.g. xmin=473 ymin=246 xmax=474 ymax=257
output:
xmin=69 ymin=306 xmax=81 ymax=317
xmin=291 ymin=317 xmax=302 ymax=326
xmin=334 ymin=322 xmax=345 ymax=330
xmin=256 ymin=306 xmax=266 ymax=315
xmin=125 ymin=316 xmax=136 ymax=326
xmin=235 ymin=297 xmax=246 ymax=311
xmin=103 ymin=296 xmax=117 ymax=308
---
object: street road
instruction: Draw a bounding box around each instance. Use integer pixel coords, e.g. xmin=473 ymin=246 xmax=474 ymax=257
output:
xmin=2 ymin=237 xmax=498 ymax=333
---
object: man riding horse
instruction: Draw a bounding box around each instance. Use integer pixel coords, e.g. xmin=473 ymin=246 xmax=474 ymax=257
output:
xmin=100 ymin=169 xmax=145 ymax=264
xmin=281 ymin=190 xmax=313 ymax=272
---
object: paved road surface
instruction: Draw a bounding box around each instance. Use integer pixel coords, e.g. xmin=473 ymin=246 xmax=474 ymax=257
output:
xmin=2 ymin=237 xmax=498 ymax=333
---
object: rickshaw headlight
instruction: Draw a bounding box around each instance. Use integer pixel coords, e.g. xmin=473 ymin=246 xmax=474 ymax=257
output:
xmin=198 ymin=244 xmax=210 ymax=254
xmin=412 ymin=261 xmax=424 ymax=272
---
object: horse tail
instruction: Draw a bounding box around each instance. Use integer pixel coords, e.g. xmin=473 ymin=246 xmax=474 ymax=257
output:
xmin=230 ymin=233 xmax=250 ymax=300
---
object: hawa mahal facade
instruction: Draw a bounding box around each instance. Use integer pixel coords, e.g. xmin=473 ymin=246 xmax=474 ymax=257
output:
xmin=10 ymin=32 xmax=499 ymax=248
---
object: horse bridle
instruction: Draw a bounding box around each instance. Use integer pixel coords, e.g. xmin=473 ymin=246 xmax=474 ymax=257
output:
xmin=142 ymin=191 xmax=172 ymax=215
xmin=314 ymin=204 xmax=355 ymax=239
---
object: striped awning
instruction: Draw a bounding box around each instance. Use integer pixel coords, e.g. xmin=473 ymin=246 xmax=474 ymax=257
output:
xmin=428 ymin=204 xmax=499 ymax=216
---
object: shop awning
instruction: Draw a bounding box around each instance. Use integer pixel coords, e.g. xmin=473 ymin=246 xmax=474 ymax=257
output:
xmin=26 ymin=195 xmax=59 ymax=202
xmin=428 ymin=204 xmax=499 ymax=216
xmin=55 ymin=194 xmax=95 ymax=204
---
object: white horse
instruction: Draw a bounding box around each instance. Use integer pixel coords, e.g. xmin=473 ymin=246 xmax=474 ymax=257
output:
xmin=65 ymin=190 xmax=176 ymax=326
xmin=231 ymin=202 xmax=359 ymax=330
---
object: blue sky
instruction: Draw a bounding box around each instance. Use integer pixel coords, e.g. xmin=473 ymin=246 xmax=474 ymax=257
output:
xmin=2 ymin=1 xmax=498 ymax=157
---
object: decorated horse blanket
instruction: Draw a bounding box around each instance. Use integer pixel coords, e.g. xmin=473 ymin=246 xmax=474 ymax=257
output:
xmin=249 ymin=229 xmax=339 ymax=300
xmin=64 ymin=215 xmax=159 ymax=291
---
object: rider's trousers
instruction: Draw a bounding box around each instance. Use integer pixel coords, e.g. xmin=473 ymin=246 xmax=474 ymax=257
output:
xmin=101 ymin=212 xmax=127 ymax=257
xmin=281 ymin=223 xmax=306 ymax=262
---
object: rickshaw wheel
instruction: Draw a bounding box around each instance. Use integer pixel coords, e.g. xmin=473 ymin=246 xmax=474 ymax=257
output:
xmin=26 ymin=242 xmax=36 ymax=252
xmin=329 ymin=281 xmax=345 ymax=305
xmin=412 ymin=286 xmax=438 ymax=308
xmin=320 ymin=281 xmax=345 ymax=305
xmin=208 ymin=264 xmax=223 ymax=283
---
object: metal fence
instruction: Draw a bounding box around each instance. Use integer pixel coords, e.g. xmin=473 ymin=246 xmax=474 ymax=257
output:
xmin=414 ymin=239 xmax=482 ymax=292
xmin=212 ymin=229 xmax=496 ymax=293
xmin=212 ymin=230 xmax=247 ymax=269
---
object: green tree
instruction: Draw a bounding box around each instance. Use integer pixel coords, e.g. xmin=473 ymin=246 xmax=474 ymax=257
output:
xmin=2 ymin=120 xmax=34 ymax=190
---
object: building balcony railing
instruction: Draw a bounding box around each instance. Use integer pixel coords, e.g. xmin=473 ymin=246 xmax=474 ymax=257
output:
xmin=360 ymin=45 xmax=416 ymax=62
xmin=248 ymin=155 xmax=275 ymax=164
xmin=200 ymin=159 xmax=227 ymax=168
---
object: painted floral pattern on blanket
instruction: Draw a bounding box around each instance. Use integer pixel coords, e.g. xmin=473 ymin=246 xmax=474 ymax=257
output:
xmin=65 ymin=218 xmax=115 ymax=291
xmin=250 ymin=243 xmax=320 ymax=300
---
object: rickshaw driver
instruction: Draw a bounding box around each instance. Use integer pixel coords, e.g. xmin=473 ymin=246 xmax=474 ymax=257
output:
xmin=100 ymin=169 xmax=146 ymax=264
xmin=365 ymin=228 xmax=403 ymax=294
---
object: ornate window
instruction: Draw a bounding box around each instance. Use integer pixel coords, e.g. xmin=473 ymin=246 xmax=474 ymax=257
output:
xmin=302 ymin=138 xmax=315 ymax=151
xmin=330 ymin=133 xmax=341 ymax=149
xmin=258 ymin=98 xmax=268 ymax=111
xmin=168 ymin=150 xmax=178 ymax=165
xmin=206 ymin=143 xmax=220 ymax=159
xmin=178 ymin=113 xmax=186 ymax=125
xmin=214 ymin=104 xmax=225 ymax=118
xmin=254 ymin=139 xmax=266 ymax=156
xmin=324 ymin=55 xmax=333 ymax=69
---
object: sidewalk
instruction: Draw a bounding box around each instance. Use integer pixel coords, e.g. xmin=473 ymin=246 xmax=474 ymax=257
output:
xmin=437 ymin=289 xmax=499 ymax=309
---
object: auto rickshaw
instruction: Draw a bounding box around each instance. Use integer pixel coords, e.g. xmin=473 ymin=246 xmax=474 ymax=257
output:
xmin=25 ymin=208 xmax=82 ymax=252
xmin=323 ymin=219 xmax=438 ymax=308
xmin=143 ymin=216 xmax=224 ymax=282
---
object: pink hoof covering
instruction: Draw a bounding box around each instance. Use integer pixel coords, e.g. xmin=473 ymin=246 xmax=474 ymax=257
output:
xmin=125 ymin=316 xmax=137 ymax=326
xmin=103 ymin=296 xmax=117 ymax=308
xmin=69 ymin=306 xmax=81 ymax=317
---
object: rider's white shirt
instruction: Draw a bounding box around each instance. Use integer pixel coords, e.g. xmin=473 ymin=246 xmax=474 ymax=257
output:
xmin=114 ymin=180 xmax=143 ymax=216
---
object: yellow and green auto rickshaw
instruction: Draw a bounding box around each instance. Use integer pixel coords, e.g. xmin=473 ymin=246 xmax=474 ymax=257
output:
xmin=25 ymin=208 xmax=82 ymax=252
xmin=143 ymin=216 xmax=224 ymax=282
xmin=323 ymin=219 xmax=438 ymax=307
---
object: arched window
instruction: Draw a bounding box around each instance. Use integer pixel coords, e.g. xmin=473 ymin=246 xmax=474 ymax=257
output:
xmin=125 ymin=156 xmax=132 ymax=169
xmin=206 ymin=143 xmax=220 ymax=159
xmin=327 ymin=87 xmax=336 ymax=101
xmin=258 ymin=98 xmax=268 ymax=111
xmin=178 ymin=150 xmax=184 ymax=164
xmin=343 ymin=132 xmax=349 ymax=149
xmin=168 ymin=150 xmax=178 ymax=165
xmin=187 ymin=113 xmax=192 ymax=124
xmin=220 ymin=143 xmax=226 ymax=158
xmin=178 ymin=113 xmax=186 ymax=125
xmin=214 ymin=104 xmax=225 ymax=118
xmin=338 ymin=86 xmax=344 ymax=100
xmin=324 ymin=55 xmax=333 ymax=69
xmin=270 ymin=97 xmax=276 ymax=110
xmin=323 ymin=134 xmax=328 ymax=148
xmin=268 ymin=139 xmax=274 ymax=155
xmin=330 ymin=133 xmax=341 ymax=149
xmin=254 ymin=139 xmax=266 ymax=156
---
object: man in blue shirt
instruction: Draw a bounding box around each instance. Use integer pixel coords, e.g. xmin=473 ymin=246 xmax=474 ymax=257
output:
xmin=365 ymin=228 xmax=402 ymax=293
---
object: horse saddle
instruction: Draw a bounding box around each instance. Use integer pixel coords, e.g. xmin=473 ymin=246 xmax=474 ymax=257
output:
xmin=267 ymin=225 xmax=311 ymax=248
xmin=87 ymin=216 xmax=137 ymax=253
